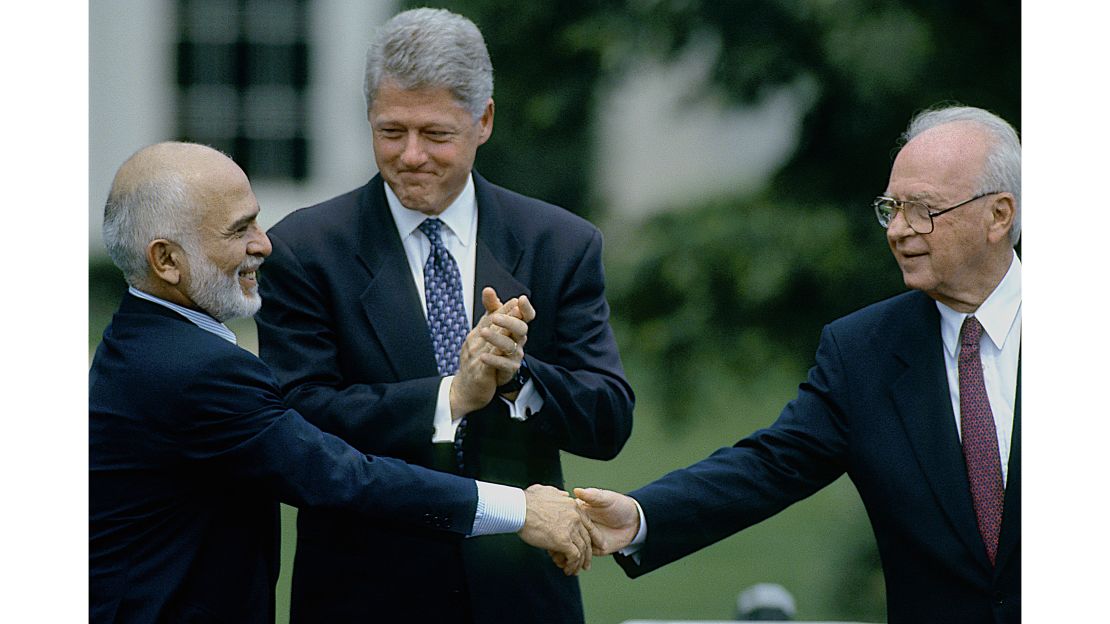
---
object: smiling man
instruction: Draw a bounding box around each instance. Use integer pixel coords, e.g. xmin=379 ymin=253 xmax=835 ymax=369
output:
xmin=576 ymin=105 xmax=1022 ymax=624
xmin=255 ymin=7 xmax=634 ymax=623
xmin=89 ymin=142 xmax=600 ymax=623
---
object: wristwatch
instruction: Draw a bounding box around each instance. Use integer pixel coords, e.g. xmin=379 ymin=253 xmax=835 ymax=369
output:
xmin=496 ymin=358 xmax=531 ymax=395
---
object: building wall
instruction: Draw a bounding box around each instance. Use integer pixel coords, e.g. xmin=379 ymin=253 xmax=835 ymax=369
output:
xmin=89 ymin=0 xmax=395 ymax=255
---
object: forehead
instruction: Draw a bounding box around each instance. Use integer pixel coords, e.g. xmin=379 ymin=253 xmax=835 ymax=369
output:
xmin=369 ymin=81 xmax=472 ymax=124
xmin=193 ymin=161 xmax=259 ymax=228
xmin=888 ymin=122 xmax=990 ymax=198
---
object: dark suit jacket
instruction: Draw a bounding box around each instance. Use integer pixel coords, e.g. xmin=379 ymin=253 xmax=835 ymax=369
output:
xmin=255 ymin=172 xmax=635 ymax=623
xmin=616 ymin=290 xmax=1020 ymax=624
xmin=89 ymin=294 xmax=479 ymax=624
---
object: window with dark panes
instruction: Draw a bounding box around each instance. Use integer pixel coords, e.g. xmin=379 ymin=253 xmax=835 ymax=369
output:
xmin=176 ymin=0 xmax=308 ymax=180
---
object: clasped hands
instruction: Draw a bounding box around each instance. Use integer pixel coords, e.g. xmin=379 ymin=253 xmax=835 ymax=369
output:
xmin=449 ymin=287 xmax=534 ymax=419
xmin=516 ymin=485 xmax=643 ymax=576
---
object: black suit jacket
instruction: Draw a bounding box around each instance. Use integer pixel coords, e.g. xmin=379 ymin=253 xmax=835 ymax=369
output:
xmin=256 ymin=172 xmax=635 ymax=623
xmin=89 ymin=295 xmax=479 ymax=623
xmin=616 ymin=290 xmax=1020 ymax=624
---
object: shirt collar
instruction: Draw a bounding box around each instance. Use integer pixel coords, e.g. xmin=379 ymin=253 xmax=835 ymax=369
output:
xmin=127 ymin=286 xmax=238 ymax=344
xmin=937 ymin=251 xmax=1022 ymax=357
xmin=384 ymin=173 xmax=476 ymax=247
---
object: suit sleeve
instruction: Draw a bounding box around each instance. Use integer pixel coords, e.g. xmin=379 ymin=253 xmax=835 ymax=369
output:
xmin=257 ymin=229 xmax=444 ymax=465
xmin=524 ymin=229 xmax=635 ymax=460
xmin=615 ymin=324 xmax=850 ymax=577
xmin=169 ymin=347 xmax=477 ymax=534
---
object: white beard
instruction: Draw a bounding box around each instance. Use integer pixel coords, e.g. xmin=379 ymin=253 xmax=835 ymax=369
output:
xmin=186 ymin=251 xmax=263 ymax=322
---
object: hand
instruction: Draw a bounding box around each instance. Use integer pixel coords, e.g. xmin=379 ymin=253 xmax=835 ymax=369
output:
xmin=573 ymin=487 xmax=640 ymax=555
xmin=477 ymin=287 xmax=535 ymax=387
xmin=518 ymin=484 xmax=595 ymax=576
xmin=450 ymin=293 xmax=524 ymax=418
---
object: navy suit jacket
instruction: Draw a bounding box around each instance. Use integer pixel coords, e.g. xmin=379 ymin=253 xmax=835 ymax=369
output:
xmin=256 ymin=172 xmax=634 ymax=623
xmin=616 ymin=290 xmax=1020 ymax=624
xmin=89 ymin=294 xmax=479 ymax=623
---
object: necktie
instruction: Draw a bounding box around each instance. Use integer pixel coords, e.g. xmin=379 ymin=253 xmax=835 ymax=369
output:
xmin=959 ymin=316 xmax=1005 ymax=565
xmin=418 ymin=218 xmax=469 ymax=376
xmin=418 ymin=218 xmax=470 ymax=471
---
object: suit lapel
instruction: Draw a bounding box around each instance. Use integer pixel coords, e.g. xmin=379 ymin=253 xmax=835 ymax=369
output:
xmin=354 ymin=178 xmax=440 ymax=380
xmin=889 ymin=293 xmax=992 ymax=569
xmin=471 ymin=172 xmax=528 ymax=326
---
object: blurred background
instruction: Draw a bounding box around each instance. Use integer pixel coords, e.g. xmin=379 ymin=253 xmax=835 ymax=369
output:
xmin=89 ymin=1 xmax=1020 ymax=621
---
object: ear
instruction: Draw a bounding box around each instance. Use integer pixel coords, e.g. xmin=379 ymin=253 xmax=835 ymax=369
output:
xmin=986 ymin=193 xmax=1016 ymax=244
xmin=146 ymin=239 xmax=185 ymax=286
xmin=476 ymin=98 xmax=494 ymax=146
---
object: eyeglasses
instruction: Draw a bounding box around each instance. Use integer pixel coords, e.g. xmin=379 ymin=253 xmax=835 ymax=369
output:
xmin=873 ymin=191 xmax=1001 ymax=234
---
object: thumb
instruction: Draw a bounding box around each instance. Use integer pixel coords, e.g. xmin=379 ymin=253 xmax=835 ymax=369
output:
xmin=482 ymin=286 xmax=503 ymax=313
xmin=573 ymin=487 xmax=611 ymax=508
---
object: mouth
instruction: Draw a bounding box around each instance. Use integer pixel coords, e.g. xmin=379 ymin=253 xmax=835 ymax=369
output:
xmin=238 ymin=262 xmax=262 ymax=288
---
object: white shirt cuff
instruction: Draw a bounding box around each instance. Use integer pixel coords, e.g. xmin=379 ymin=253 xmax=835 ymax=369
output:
xmin=431 ymin=376 xmax=461 ymax=443
xmin=618 ymin=497 xmax=648 ymax=561
xmin=498 ymin=378 xmax=544 ymax=421
xmin=470 ymin=481 xmax=527 ymax=536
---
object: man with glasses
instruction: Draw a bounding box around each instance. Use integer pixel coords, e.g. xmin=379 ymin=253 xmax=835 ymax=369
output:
xmin=575 ymin=105 xmax=1021 ymax=623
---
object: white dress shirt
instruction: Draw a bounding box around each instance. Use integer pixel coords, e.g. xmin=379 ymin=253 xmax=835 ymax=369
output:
xmin=623 ymin=252 xmax=1023 ymax=555
xmin=383 ymin=175 xmax=543 ymax=442
xmin=936 ymin=252 xmax=1021 ymax=485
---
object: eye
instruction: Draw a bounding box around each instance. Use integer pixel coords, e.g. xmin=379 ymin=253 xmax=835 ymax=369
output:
xmin=424 ymin=130 xmax=453 ymax=142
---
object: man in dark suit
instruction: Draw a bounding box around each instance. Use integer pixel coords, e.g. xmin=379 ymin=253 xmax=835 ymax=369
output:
xmin=255 ymin=8 xmax=634 ymax=623
xmin=575 ymin=105 xmax=1021 ymax=624
xmin=89 ymin=142 xmax=598 ymax=623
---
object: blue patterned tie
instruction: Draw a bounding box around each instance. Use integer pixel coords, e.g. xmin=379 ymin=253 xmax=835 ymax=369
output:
xmin=418 ymin=219 xmax=471 ymax=471
xmin=418 ymin=218 xmax=469 ymax=376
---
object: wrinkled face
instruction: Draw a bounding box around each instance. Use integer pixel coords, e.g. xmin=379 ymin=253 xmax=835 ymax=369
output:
xmin=369 ymin=80 xmax=493 ymax=215
xmin=183 ymin=161 xmax=272 ymax=321
xmin=884 ymin=122 xmax=997 ymax=308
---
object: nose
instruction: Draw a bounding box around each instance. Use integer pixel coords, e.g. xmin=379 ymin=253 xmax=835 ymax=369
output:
xmin=885 ymin=205 xmax=915 ymax=244
xmin=247 ymin=226 xmax=272 ymax=258
xmin=400 ymin=131 xmax=427 ymax=168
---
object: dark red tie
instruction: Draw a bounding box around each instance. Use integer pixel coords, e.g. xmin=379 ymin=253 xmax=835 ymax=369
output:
xmin=959 ymin=316 xmax=1005 ymax=565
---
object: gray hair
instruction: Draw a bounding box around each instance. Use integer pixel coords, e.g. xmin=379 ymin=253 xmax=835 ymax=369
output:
xmin=363 ymin=8 xmax=493 ymax=120
xmin=901 ymin=105 xmax=1022 ymax=246
xmin=102 ymin=168 xmax=202 ymax=288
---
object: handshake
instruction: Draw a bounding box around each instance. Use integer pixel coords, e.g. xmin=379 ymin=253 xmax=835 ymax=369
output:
xmin=516 ymin=484 xmax=641 ymax=576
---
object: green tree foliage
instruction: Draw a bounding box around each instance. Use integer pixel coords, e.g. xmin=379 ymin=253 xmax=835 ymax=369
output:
xmin=407 ymin=0 xmax=1020 ymax=425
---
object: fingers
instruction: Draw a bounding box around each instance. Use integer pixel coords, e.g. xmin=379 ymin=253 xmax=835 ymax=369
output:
xmin=475 ymin=293 xmax=519 ymax=332
xmin=521 ymin=484 xmax=595 ymax=575
xmin=576 ymin=505 xmax=595 ymax=572
xmin=481 ymin=286 xmax=503 ymax=314
xmin=479 ymin=320 xmax=527 ymax=352
xmin=516 ymin=295 xmax=536 ymax=323
xmin=562 ymin=510 xmax=591 ymax=576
